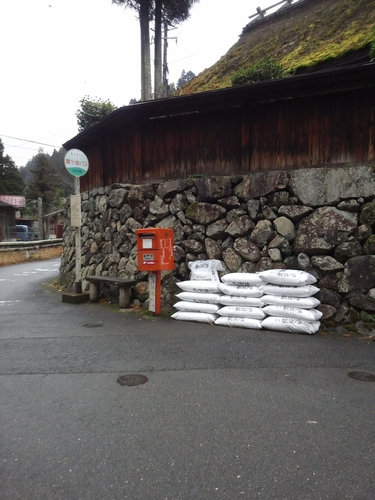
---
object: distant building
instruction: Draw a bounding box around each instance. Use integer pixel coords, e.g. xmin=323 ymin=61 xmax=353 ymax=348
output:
xmin=0 ymin=200 xmax=17 ymax=241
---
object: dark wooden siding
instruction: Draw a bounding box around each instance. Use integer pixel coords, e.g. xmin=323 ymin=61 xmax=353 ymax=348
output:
xmin=248 ymin=89 xmax=375 ymax=170
xmin=80 ymin=87 xmax=375 ymax=192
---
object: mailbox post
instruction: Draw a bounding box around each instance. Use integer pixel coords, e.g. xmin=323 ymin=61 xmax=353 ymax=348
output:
xmin=136 ymin=228 xmax=174 ymax=315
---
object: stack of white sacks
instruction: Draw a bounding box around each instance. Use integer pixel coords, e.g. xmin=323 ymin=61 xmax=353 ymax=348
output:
xmin=171 ymin=262 xmax=322 ymax=334
xmin=257 ymin=269 xmax=322 ymax=335
xmin=215 ymin=273 xmax=266 ymax=330
xmin=172 ymin=260 xmax=223 ymax=325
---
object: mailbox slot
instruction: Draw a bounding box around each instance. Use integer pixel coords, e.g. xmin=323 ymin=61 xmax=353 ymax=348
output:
xmin=138 ymin=233 xmax=156 ymax=250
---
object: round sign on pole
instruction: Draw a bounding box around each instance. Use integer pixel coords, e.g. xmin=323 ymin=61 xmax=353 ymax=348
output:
xmin=64 ymin=149 xmax=89 ymax=177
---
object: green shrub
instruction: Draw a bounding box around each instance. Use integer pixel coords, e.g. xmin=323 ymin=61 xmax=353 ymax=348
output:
xmin=231 ymin=59 xmax=286 ymax=86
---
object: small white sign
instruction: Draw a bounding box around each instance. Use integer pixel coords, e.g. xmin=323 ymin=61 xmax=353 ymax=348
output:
xmin=70 ymin=195 xmax=81 ymax=227
xmin=148 ymin=272 xmax=156 ymax=312
xmin=64 ymin=149 xmax=89 ymax=177
xmin=142 ymin=238 xmax=153 ymax=249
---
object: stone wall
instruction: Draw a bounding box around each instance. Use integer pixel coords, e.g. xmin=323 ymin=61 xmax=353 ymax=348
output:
xmin=59 ymin=165 xmax=375 ymax=325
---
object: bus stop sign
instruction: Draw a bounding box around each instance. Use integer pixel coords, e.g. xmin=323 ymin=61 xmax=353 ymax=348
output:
xmin=64 ymin=149 xmax=89 ymax=177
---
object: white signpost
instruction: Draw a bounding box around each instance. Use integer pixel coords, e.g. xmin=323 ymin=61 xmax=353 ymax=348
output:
xmin=70 ymin=195 xmax=81 ymax=228
xmin=64 ymin=149 xmax=89 ymax=293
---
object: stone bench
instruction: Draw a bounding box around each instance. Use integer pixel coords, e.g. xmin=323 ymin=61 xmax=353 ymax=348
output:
xmin=87 ymin=276 xmax=137 ymax=308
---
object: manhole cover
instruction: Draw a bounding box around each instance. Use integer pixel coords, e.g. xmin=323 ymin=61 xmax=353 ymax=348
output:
xmin=117 ymin=374 xmax=148 ymax=386
xmin=82 ymin=323 xmax=103 ymax=328
xmin=348 ymin=371 xmax=375 ymax=382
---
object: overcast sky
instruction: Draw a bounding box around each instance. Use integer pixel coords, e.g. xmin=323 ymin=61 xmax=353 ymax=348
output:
xmin=1 ymin=0 xmax=285 ymax=167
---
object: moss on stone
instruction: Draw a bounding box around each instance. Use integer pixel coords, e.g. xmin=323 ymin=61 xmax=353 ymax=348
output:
xmin=185 ymin=201 xmax=200 ymax=220
xmin=360 ymin=200 xmax=375 ymax=225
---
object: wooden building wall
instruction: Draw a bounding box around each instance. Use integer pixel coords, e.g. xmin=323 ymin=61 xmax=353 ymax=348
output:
xmin=80 ymin=87 xmax=375 ymax=192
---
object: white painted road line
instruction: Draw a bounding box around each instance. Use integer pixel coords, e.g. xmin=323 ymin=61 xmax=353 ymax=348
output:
xmin=0 ymin=300 xmax=24 ymax=306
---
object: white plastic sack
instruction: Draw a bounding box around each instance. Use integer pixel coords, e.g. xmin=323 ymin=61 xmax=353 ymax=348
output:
xmin=257 ymin=269 xmax=317 ymax=286
xmin=188 ymin=260 xmax=224 ymax=282
xmin=218 ymin=306 xmax=266 ymax=319
xmin=215 ymin=316 xmax=263 ymax=329
xmin=172 ymin=311 xmax=218 ymax=324
xmin=260 ymin=284 xmax=319 ymax=297
xmin=261 ymin=316 xmax=320 ymax=334
xmin=262 ymin=305 xmax=323 ymax=322
xmin=175 ymin=292 xmax=222 ymax=304
xmin=177 ymin=281 xmax=220 ymax=293
xmin=221 ymin=273 xmax=263 ymax=286
xmin=174 ymin=301 xmax=221 ymax=314
xmin=218 ymin=295 xmax=265 ymax=307
xmin=262 ymin=295 xmax=320 ymax=309
xmin=218 ymin=283 xmax=263 ymax=297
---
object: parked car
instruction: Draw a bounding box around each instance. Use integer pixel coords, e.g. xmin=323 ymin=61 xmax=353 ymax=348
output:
xmin=16 ymin=225 xmax=33 ymax=241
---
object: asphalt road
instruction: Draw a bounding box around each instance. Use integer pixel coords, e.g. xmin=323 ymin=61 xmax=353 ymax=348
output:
xmin=1 ymin=259 xmax=374 ymax=500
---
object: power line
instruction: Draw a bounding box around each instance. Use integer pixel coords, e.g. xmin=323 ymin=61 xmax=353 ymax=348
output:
xmin=3 ymin=143 xmax=44 ymax=152
xmin=0 ymin=134 xmax=60 ymax=148
xmin=8 ymin=156 xmax=37 ymax=161
xmin=38 ymin=128 xmax=77 ymax=140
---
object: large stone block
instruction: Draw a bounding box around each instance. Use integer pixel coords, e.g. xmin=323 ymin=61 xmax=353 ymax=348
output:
xmin=222 ymin=248 xmax=243 ymax=272
xmin=293 ymin=207 xmax=358 ymax=256
xmin=194 ymin=176 xmax=232 ymax=201
xmin=233 ymin=238 xmax=261 ymax=262
xmin=234 ymin=171 xmax=288 ymax=200
xmin=205 ymin=238 xmax=222 ymax=260
xmin=206 ymin=219 xmax=228 ymax=239
xmin=360 ymin=200 xmax=375 ymax=225
xmin=278 ymin=205 xmax=313 ymax=222
xmin=225 ymin=215 xmax=254 ymax=238
xmin=273 ymin=216 xmax=296 ymax=241
xmin=251 ymin=171 xmax=289 ymax=199
xmin=185 ymin=202 xmax=226 ymax=225
xmin=156 ymin=179 xmax=191 ymax=198
xmin=128 ymin=185 xmax=147 ymax=207
xmin=181 ymin=239 xmax=203 ymax=254
xmin=290 ymin=166 xmax=375 ymax=206
xmin=338 ymin=255 xmax=375 ymax=293
xmin=249 ymin=220 xmax=276 ymax=248
xmin=108 ymin=188 xmax=128 ymax=208
xmin=170 ymin=193 xmax=189 ymax=214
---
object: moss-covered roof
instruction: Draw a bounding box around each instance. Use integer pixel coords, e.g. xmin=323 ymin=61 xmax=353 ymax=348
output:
xmin=180 ymin=0 xmax=375 ymax=95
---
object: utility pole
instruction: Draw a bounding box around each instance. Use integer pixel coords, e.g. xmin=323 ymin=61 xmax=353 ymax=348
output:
xmin=38 ymin=197 xmax=44 ymax=240
xmin=162 ymin=21 xmax=169 ymax=96
xmin=162 ymin=23 xmax=178 ymax=97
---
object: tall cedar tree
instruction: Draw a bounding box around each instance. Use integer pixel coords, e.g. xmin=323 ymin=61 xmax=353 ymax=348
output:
xmin=50 ymin=148 xmax=75 ymax=198
xmin=26 ymin=150 xmax=60 ymax=214
xmin=112 ymin=0 xmax=198 ymax=100
xmin=157 ymin=1 xmax=198 ymax=97
xmin=0 ymin=138 xmax=26 ymax=195
xmin=112 ymin=0 xmax=152 ymax=101
xmin=20 ymin=148 xmax=74 ymax=199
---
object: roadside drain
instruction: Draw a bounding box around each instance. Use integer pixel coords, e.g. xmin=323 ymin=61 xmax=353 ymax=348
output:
xmin=82 ymin=323 xmax=103 ymax=328
xmin=117 ymin=374 xmax=149 ymax=386
xmin=348 ymin=371 xmax=375 ymax=382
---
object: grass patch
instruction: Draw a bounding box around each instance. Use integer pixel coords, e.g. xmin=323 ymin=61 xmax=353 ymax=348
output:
xmin=0 ymin=246 xmax=62 ymax=267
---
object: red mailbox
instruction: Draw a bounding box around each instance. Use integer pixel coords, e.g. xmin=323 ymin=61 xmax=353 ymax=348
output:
xmin=136 ymin=228 xmax=174 ymax=271
xmin=136 ymin=228 xmax=174 ymax=315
